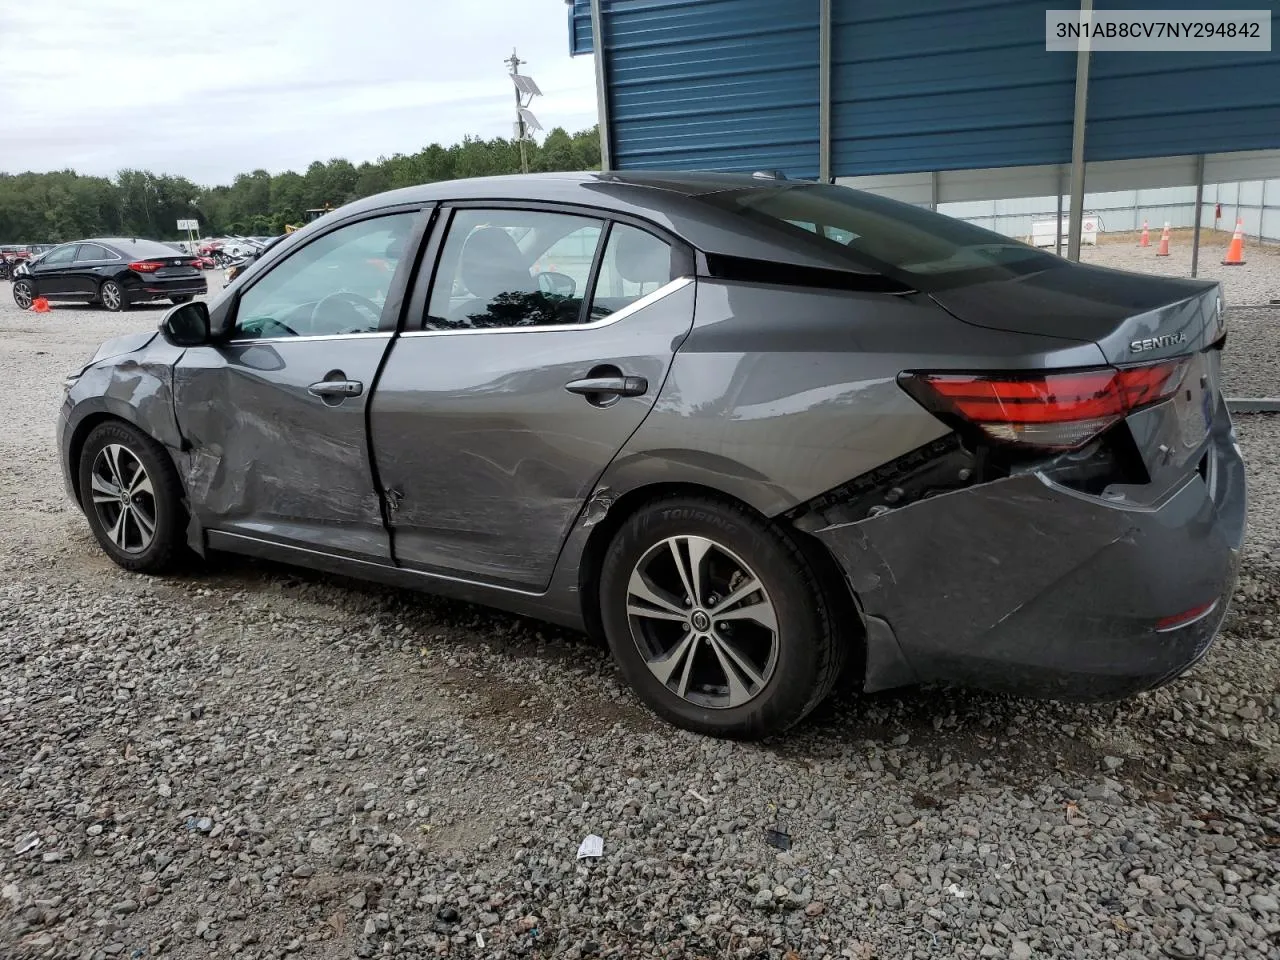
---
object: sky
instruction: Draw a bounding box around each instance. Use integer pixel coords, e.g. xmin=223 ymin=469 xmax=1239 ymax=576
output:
xmin=0 ymin=0 xmax=599 ymax=186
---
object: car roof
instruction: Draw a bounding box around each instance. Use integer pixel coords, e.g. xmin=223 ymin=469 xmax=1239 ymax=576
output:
xmin=314 ymin=171 xmax=882 ymax=274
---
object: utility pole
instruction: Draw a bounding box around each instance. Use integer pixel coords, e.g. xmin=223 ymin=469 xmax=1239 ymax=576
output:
xmin=505 ymin=48 xmax=543 ymax=175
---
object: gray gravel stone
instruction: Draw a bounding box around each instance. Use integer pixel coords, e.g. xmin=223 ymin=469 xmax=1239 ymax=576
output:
xmin=1 ymin=257 xmax=1279 ymax=960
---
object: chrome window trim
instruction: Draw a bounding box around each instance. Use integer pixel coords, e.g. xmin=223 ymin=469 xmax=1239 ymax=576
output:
xmin=403 ymin=276 xmax=693 ymax=338
xmin=225 ymin=331 xmax=393 ymax=346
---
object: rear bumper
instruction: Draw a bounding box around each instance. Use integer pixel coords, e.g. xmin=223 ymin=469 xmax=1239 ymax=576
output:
xmin=125 ymin=278 xmax=207 ymax=301
xmin=816 ymin=400 xmax=1246 ymax=701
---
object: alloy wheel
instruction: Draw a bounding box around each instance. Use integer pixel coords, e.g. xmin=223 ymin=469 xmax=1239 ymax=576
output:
xmin=89 ymin=443 xmax=157 ymax=554
xmin=101 ymin=282 xmax=122 ymax=311
xmin=13 ymin=281 xmax=33 ymax=309
xmin=626 ymin=535 xmax=779 ymax=710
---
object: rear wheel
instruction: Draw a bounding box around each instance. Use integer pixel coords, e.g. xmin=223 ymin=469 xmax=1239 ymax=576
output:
xmin=12 ymin=279 xmax=34 ymax=309
xmin=599 ymin=495 xmax=846 ymax=739
xmin=77 ymin=420 xmax=187 ymax=574
xmin=100 ymin=280 xmax=127 ymax=312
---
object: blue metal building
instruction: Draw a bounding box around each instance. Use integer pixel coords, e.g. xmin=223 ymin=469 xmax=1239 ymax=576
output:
xmin=568 ymin=0 xmax=1280 ymax=260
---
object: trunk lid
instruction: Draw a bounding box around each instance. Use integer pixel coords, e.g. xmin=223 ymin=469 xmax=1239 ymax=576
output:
xmin=152 ymin=256 xmax=200 ymax=279
xmin=929 ymin=261 xmax=1228 ymax=493
xmin=928 ymin=260 xmax=1223 ymax=363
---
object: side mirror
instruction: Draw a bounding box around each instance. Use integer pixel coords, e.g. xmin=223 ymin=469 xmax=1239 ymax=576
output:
xmin=160 ymin=300 xmax=212 ymax=347
xmin=536 ymin=271 xmax=577 ymax=297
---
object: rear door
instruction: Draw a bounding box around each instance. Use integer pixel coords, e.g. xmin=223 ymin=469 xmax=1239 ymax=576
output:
xmin=172 ymin=208 xmax=427 ymax=560
xmin=70 ymin=242 xmax=119 ymax=297
xmin=370 ymin=204 xmax=695 ymax=590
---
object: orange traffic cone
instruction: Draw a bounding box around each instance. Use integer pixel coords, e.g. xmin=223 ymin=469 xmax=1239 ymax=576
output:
xmin=1222 ymin=218 xmax=1246 ymax=266
xmin=1155 ymin=222 xmax=1171 ymax=257
xmin=32 ymin=297 xmax=50 ymax=313
xmin=1139 ymin=220 xmax=1150 ymax=247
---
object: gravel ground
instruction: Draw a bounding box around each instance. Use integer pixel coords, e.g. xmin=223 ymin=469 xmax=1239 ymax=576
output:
xmin=2 ymin=261 xmax=1280 ymax=960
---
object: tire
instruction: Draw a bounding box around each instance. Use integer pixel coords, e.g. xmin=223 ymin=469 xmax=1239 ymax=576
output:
xmin=12 ymin=279 xmax=34 ymax=309
xmin=170 ymin=295 xmax=194 ymax=305
xmin=100 ymin=279 xmax=127 ymax=312
xmin=599 ymin=495 xmax=847 ymax=739
xmin=77 ymin=420 xmax=187 ymax=574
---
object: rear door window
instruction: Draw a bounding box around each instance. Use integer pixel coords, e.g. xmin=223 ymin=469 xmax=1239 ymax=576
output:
xmin=76 ymin=243 xmax=113 ymax=262
xmin=424 ymin=209 xmax=604 ymax=331
xmin=587 ymin=225 xmax=673 ymax=321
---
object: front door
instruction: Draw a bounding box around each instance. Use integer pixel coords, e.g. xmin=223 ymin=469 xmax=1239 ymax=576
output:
xmin=371 ymin=206 xmax=694 ymax=590
xmin=30 ymin=243 xmax=81 ymax=296
xmin=173 ymin=209 xmax=424 ymax=560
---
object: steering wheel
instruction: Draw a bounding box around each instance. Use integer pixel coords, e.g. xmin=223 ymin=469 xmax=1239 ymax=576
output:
xmin=309 ymin=290 xmax=382 ymax=334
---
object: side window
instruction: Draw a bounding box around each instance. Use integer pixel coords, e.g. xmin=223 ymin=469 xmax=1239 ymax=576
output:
xmin=233 ymin=213 xmax=416 ymax=340
xmin=587 ymin=224 xmax=673 ymax=321
xmin=43 ymin=245 xmax=79 ymax=265
xmin=425 ymin=209 xmax=603 ymax=331
xmin=76 ymin=243 xmax=109 ymax=262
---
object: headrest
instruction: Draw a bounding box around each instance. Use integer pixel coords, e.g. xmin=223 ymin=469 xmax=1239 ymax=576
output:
xmin=614 ymin=228 xmax=670 ymax=285
xmin=459 ymin=226 xmax=531 ymax=299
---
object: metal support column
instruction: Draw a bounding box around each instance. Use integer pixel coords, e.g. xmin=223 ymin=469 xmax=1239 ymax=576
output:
xmin=589 ymin=0 xmax=613 ymax=171
xmin=1191 ymin=154 xmax=1205 ymax=278
xmin=1066 ymin=0 xmax=1093 ymax=262
xmin=1056 ymin=168 xmax=1064 ymax=257
xmin=819 ymin=0 xmax=832 ymax=182
xmin=1259 ymin=178 xmax=1268 ymax=242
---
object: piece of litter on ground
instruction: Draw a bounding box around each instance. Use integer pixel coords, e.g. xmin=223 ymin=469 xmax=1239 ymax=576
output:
xmin=476 ymin=932 xmax=485 ymax=948
xmin=946 ymin=883 xmax=969 ymax=899
xmin=576 ymin=834 xmax=604 ymax=859
xmin=764 ymin=824 xmax=791 ymax=851
xmin=14 ymin=834 xmax=40 ymax=855
xmin=688 ymin=788 xmax=710 ymax=804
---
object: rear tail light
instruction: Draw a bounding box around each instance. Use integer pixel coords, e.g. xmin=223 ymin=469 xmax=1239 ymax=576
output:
xmin=899 ymin=358 xmax=1188 ymax=450
xmin=129 ymin=260 xmax=164 ymax=273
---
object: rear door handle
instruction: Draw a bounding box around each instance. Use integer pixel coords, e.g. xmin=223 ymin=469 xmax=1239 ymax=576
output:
xmin=564 ymin=375 xmax=648 ymax=398
xmin=308 ymin=379 xmax=364 ymax=398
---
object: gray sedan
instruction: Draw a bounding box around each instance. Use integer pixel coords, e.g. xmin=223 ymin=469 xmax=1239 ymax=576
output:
xmin=57 ymin=172 xmax=1245 ymax=739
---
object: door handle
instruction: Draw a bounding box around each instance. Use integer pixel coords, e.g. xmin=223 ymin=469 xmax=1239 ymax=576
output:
xmin=308 ymin=379 xmax=364 ymax=398
xmin=564 ymin=375 xmax=648 ymax=398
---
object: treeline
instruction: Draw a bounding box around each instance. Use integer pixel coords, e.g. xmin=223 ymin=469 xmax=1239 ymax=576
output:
xmin=0 ymin=126 xmax=602 ymax=242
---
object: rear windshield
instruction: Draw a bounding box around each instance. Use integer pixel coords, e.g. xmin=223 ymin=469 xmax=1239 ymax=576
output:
xmin=103 ymin=238 xmax=186 ymax=259
xmin=698 ymin=184 xmax=1056 ymax=285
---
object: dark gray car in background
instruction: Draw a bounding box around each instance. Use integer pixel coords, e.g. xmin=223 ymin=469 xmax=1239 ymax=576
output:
xmin=56 ymin=171 xmax=1246 ymax=739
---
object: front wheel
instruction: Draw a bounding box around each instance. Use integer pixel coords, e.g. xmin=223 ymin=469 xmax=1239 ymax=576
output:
xmin=77 ymin=420 xmax=188 ymax=574
xmin=100 ymin=280 xmax=127 ymax=312
xmin=12 ymin=279 xmax=34 ymax=309
xmin=599 ymin=496 xmax=847 ymax=739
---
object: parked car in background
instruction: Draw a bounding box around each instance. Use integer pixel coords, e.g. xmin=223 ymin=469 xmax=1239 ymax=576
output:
xmin=1 ymin=244 xmax=31 ymax=280
xmin=57 ymin=172 xmax=1244 ymax=739
xmin=13 ymin=238 xmax=207 ymax=311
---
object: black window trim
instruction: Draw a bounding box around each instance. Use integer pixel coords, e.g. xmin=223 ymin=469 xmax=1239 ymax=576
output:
xmin=216 ymin=203 xmax=435 ymax=343
xmin=403 ymin=199 xmax=691 ymax=336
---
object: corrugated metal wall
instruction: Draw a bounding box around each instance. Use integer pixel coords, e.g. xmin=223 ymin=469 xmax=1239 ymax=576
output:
xmin=831 ymin=0 xmax=1076 ymax=175
xmin=569 ymin=0 xmax=593 ymax=57
xmin=1088 ymin=0 xmax=1280 ymax=163
xmin=572 ymin=1 xmax=1280 ymax=180
xmin=597 ymin=0 xmax=821 ymax=177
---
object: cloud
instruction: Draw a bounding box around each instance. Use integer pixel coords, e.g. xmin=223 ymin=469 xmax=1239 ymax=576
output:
xmin=0 ymin=0 xmax=598 ymax=184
